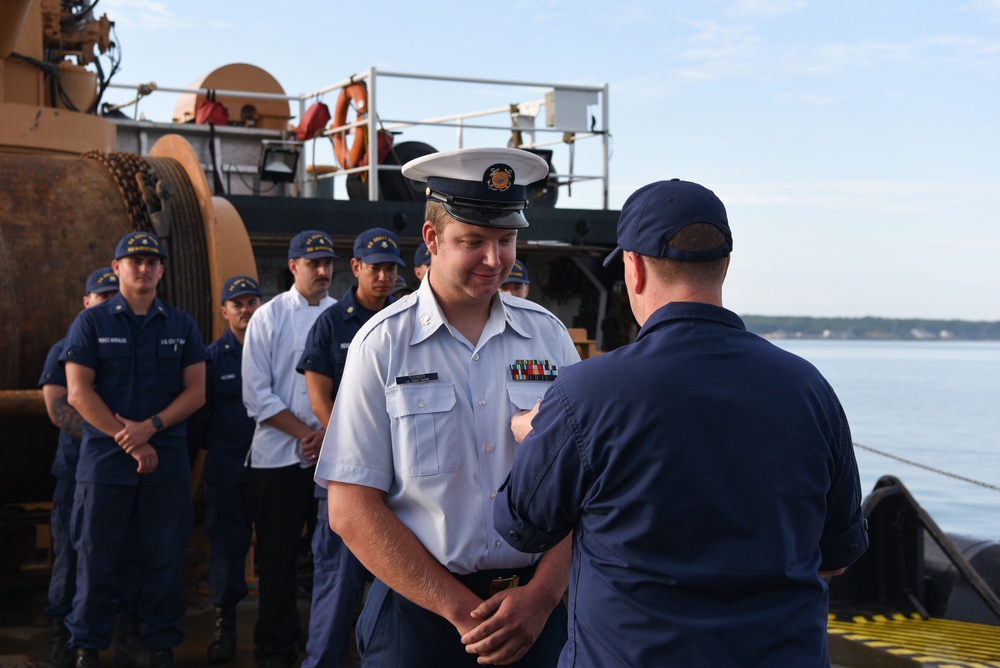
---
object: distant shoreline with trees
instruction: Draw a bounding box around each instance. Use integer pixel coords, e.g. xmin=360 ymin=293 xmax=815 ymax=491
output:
xmin=740 ymin=316 xmax=1000 ymax=341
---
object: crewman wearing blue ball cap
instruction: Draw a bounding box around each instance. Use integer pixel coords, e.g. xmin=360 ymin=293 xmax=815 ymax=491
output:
xmin=60 ymin=231 xmax=206 ymax=667
xmin=37 ymin=267 xmax=119 ymax=666
xmin=413 ymin=241 xmax=431 ymax=282
xmin=187 ymin=275 xmax=263 ymax=662
xmin=500 ymin=259 xmax=531 ymax=299
xmin=495 ymin=178 xmax=868 ymax=667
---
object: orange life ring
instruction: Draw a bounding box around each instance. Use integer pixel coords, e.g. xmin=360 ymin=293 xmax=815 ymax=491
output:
xmin=332 ymin=81 xmax=368 ymax=169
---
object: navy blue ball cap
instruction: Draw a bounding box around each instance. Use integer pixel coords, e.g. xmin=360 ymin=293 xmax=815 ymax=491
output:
xmin=413 ymin=242 xmax=431 ymax=267
xmin=354 ymin=227 xmax=405 ymax=266
xmin=603 ymin=179 xmax=732 ymax=267
xmin=85 ymin=267 xmax=119 ymax=295
xmin=503 ymin=259 xmax=530 ymax=285
xmin=221 ymin=275 xmax=262 ymax=304
xmin=401 ymin=147 xmax=549 ymax=229
xmin=114 ymin=231 xmax=167 ymax=260
xmin=289 ymin=230 xmax=340 ymax=260
xmin=391 ymin=275 xmax=412 ymax=295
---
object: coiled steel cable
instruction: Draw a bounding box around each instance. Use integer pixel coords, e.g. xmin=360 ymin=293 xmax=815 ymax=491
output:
xmin=82 ymin=151 xmax=212 ymax=342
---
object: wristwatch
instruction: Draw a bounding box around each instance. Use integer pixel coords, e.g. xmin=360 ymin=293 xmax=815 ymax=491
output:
xmin=149 ymin=415 xmax=164 ymax=432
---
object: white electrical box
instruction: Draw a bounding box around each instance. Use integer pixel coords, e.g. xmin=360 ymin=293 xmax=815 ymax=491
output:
xmin=544 ymin=88 xmax=599 ymax=133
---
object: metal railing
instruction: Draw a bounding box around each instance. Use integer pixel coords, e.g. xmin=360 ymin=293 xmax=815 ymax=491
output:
xmin=107 ymin=68 xmax=610 ymax=208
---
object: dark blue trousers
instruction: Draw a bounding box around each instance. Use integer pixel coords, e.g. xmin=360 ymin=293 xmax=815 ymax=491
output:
xmin=302 ymin=498 xmax=366 ymax=668
xmin=203 ymin=481 xmax=252 ymax=608
xmin=46 ymin=477 xmax=77 ymax=618
xmin=356 ymin=578 xmax=567 ymax=667
xmin=66 ymin=481 xmax=193 ymax=650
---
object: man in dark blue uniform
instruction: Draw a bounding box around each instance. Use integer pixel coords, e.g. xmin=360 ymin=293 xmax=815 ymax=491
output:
xmin=189 ymin=275 xmax=263 ymax=663
xmin=499 ymin=259 xmax=530 ymax=299
xmin=296 ymin=227 xmax=405 ymax=668
xmin=61 ymin=231 xmax=206 ymax=668
xmin=495 ymin=179 xmax=869 ymax=667
xmin=39 ymin=267 xmax=118 ymax=668
xmin=412 ymin=241 xmax=431 ymax=284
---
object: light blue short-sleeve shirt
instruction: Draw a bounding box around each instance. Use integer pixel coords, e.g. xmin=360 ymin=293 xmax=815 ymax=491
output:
xmin=315 ymin=279 xmax=580 ymax=574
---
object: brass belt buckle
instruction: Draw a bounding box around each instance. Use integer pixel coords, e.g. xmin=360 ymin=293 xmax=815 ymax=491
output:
xmin=488 ymin=575 xmax=520 ymax=597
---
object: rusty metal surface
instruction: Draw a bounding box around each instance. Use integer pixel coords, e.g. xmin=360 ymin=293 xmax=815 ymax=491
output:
xmin=0 ymin=389 xmax=46 ymax=416
xmin=0 ymin=153 xmax=132 ymax=391
xmin=0 ymin=153 xmax=131 ymax=505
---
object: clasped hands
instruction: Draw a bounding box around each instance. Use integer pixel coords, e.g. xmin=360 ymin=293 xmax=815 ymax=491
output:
xmin=113 ymin=413 xmax=159 ymax=474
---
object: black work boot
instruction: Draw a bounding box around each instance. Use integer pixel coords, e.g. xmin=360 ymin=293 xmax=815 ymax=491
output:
xmin=147 ymin=647 xmax=174 ymax=668
xmin=114 ymin=612 xmax=143 ymax=667
xmin=207 ymin=607 xmax=237 ymax=663
xmin=43 ymin=616 xmax=73 ymax=668
xmin=75 ymin=648 xmax=99 ymax=668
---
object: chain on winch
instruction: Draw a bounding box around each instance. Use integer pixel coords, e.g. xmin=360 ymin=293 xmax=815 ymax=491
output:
xmin=82 ymin=151 xmax=213 ymax=342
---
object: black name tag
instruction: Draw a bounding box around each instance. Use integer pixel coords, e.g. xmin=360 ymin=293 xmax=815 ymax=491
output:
xmin=395 ymin=372 xmax=439 ymax=385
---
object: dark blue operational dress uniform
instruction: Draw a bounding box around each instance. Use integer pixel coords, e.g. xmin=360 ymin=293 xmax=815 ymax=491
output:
xmin=496 ymin=302 xmax=869 ymax=666
xmin=39 ymin=268 xmax=143 ymax=662
xmin=199 ymin=326 xmax=256 ymax=609
xmin=60 ymin=289 xmax=205 ymax=652
xmin=41 ymin=338 xmax=144 ymax=620
xmin=296 ymin=285 xmax=391 ymax=668
xmin=39 ymin=337 xmax=82 ymax=620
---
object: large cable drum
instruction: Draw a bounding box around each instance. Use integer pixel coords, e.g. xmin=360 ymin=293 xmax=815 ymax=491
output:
xmin=0 ymin=136 xmax=256 ymax=505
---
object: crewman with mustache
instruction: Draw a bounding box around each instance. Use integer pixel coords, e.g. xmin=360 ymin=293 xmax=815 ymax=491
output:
xmin=241 ymin=231 xmax=338 ymax=668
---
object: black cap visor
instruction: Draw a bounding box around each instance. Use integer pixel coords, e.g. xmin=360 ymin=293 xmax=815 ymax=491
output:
xmin=429 ymin=188 xmax=529 ymax=229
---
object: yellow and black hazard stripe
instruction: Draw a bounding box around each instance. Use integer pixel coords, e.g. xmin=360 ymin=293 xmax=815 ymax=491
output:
xmin=828 ymin=612 xmax=1000 ymax=667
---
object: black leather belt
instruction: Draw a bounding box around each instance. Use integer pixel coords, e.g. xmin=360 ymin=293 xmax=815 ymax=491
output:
xmin=452 ymin=565 xmax=536 ymax=599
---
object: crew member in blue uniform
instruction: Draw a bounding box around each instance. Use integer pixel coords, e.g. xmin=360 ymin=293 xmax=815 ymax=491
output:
xmin=412 ymin=241 xmax=431 ymax=283
xmin=297 ymin=227 xmax=405 ymax=668
xmin=188 ymin=275 xmax=262 ymax=663
xmin=315 ymin=147 xmax=580 ymax=667
xmin=391 ymin=274 xmax=413 ymax=298
xmin=39 ymin=267 xmax=118 ymax=668
xmin=499 ymin=259 xmax=530 ymax=299
xmin=495 ymin=179 xmax=870 ymax=667
xmin=61 ymin=231 xmax=206 ymax=668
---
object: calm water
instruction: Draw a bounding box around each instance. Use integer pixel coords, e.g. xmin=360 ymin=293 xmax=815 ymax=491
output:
xmin=772 ymin=339 xmax=1000 ymax=540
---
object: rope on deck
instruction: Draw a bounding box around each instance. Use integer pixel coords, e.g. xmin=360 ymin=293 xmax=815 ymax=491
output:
xmin=854 ymin=441 xmax=1000 ymax=493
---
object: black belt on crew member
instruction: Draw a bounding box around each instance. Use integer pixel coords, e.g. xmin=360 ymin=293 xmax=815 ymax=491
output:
xmin=452 ymin=565 xmax=536 ymax=599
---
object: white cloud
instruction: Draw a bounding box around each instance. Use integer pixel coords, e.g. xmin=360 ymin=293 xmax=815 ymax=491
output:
xmin=725 ymin=0 xmax=806 ymax=20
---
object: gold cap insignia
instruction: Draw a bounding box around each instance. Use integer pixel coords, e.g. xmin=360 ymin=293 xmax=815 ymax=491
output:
xmin=484 ymin=164 xmax=514 ymax=192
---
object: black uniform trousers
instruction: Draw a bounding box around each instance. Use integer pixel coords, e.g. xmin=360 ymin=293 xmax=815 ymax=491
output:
xmin=246 ymin=464 xmax=316 ymax=664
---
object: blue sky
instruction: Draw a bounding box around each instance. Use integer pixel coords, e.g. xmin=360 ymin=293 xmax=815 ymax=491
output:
xmin=99 ymin=0 xmax=1000 ymax=320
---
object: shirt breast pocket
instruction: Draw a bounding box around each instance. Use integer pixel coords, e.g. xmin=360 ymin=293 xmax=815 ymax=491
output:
xmin=215 ymin=375 xmax=241 ymax=398
xmin=97 ymin=342 xmax=131 ymax=382
xmin=506 ymin=383 xmax=548 ymax=412
xmin=156 ymin=343 xmax=184 ymax=397
xmin=386 ymin=383 xmax=460 ymax=477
